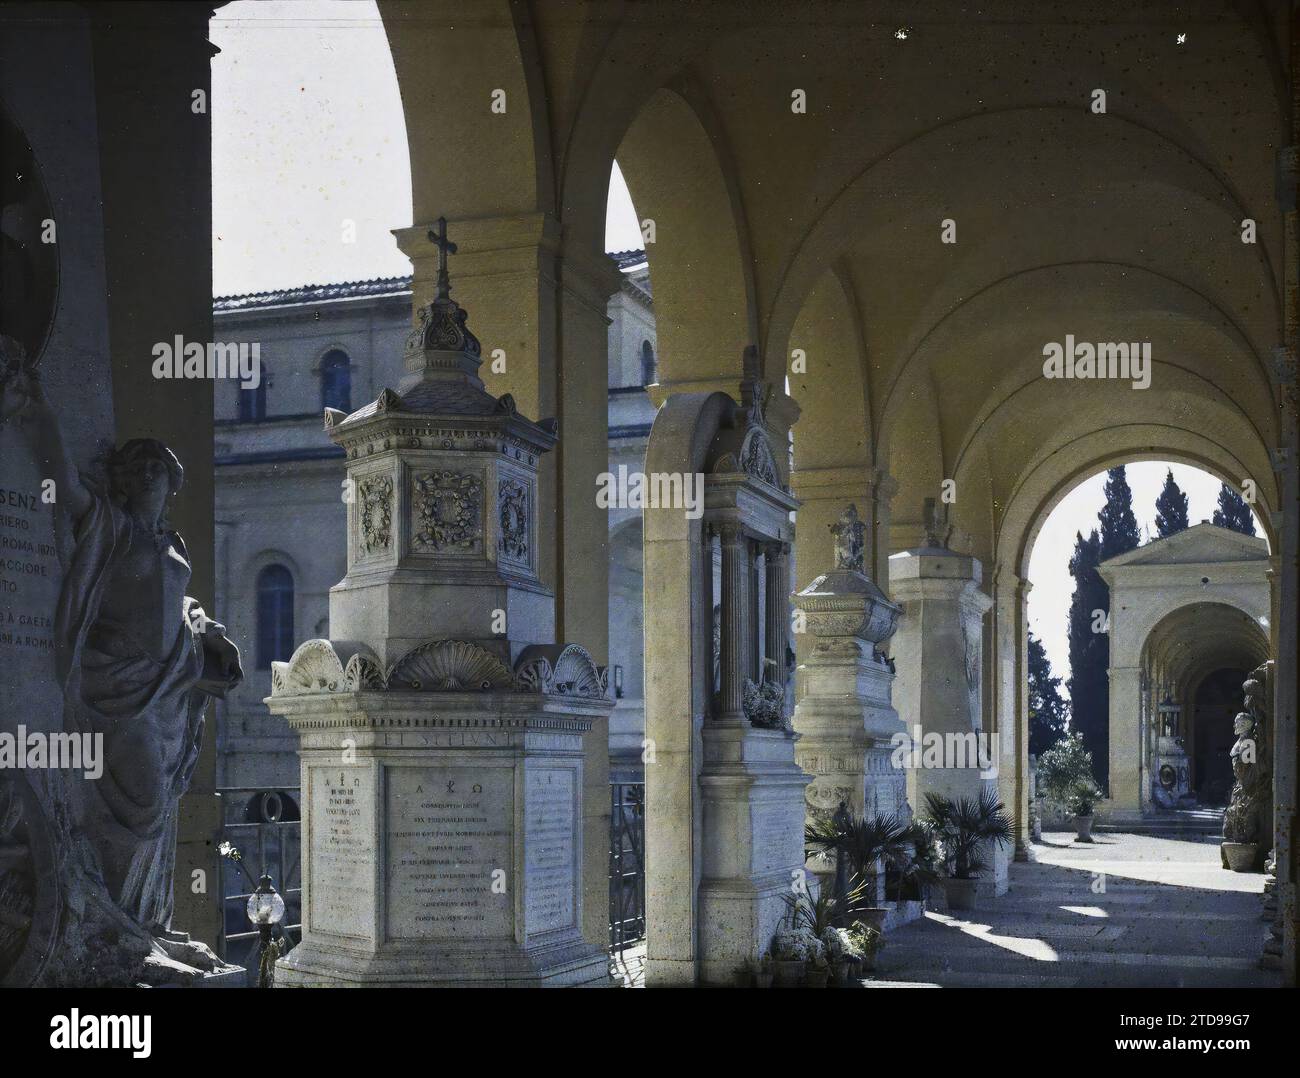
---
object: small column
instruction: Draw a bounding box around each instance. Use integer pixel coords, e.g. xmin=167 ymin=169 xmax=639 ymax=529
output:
xmin=764 ymin=541 xmax=790 ymax=684
xmin=717 ymin=523 xmax=752 ymax=723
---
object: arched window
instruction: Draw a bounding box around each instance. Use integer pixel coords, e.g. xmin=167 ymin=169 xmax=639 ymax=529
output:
xmin=256 ymin=564 xmax=294 ymax=669
xmin=320 ymin=349 xmax=351 ymax=411
xmin=640 ymin=340 xmax=657 ymax=385
xmin=238 ymin=365 xmax=268 ymax=422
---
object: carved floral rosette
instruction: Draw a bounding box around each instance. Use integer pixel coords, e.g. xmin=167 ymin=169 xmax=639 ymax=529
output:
xmin=412 ymin=470 xmax=482 ymax=553
xmin=270 ymin=638 xmax=609 ymax=699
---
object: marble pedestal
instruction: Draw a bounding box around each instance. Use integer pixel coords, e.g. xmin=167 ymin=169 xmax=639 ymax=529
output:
xmin=697 ymin=722 xmax=810 ymax=986
xmin=890 ymin=546 xmax=1007 ymax=897
xmin=269 ymin=680 xmax=609 ymax=987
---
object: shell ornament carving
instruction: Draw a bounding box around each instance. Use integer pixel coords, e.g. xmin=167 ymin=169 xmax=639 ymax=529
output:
xmin=387 ymin=639 xmax=515 ymax=691
xmin=358 ymin=475 xmax=394 ymax=554
xmin=514 ymin=644 xmax=609 ymax=698
xmin=272 ymin=639 xmax=349 ymax=696
xmin=269 ymin=638 xmax=607 ymax=698
xmin=413 ymin=471 xmax=481 ymax=552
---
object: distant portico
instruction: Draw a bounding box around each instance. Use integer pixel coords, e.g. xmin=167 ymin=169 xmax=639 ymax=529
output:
xmin=1099 ymin=523 xmax=1271 ymax=817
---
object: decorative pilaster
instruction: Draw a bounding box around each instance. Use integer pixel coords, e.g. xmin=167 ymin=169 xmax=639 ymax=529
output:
xmin=764 ymin=541 xmax=791 ymax=685
xmin=718 ymin=523 xmax=752 ymax=723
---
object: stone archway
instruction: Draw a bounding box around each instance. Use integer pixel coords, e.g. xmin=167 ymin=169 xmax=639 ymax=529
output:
xmin=1127 ymin=600 xmax=1272 ymax=814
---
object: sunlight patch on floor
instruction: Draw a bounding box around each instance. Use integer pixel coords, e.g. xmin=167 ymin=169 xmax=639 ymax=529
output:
xmin=925 ymin=912 xmax=1061 ymax=961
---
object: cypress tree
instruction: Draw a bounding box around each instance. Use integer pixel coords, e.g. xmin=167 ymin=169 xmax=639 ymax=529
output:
xmin=1212 ymin=483 xmax=1256 ymax=536
xmin=1066 ymin=529 xmax=1110 ymax=786
xmin=1098 ymin=465 xmax=1142 ymax=560
xmin=1028 ymin=630 xmax=1068 ymax=757
xmin=1153 ymin=468 xmax=1189 ymax=538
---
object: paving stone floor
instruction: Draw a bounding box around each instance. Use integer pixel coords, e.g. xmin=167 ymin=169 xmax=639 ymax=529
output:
xmin=868 ymin=831 xmax=1281 ymax=988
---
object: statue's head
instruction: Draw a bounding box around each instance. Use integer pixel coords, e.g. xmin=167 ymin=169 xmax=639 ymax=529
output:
xmin=1232 ymin=711 xmax=1254 ymax=738
xmin=108 ymin=439 xmax=183 ymax=523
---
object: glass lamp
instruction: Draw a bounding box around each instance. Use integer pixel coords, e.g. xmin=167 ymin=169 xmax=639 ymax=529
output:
xmin=247 ymin=874 xmax=285 ymax=927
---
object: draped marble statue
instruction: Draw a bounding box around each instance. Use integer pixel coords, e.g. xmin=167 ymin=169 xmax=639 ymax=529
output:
xmin=1221 ymin=662 xmax=1272 ymax=873
xmin=0 ymin=362 xmax=242 ymax=985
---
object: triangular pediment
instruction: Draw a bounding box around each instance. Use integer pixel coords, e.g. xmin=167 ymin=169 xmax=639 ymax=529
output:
xmin=1100 ymin=522 xmax=1267 ymax=568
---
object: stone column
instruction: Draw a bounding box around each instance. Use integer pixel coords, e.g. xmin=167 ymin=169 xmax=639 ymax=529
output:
xmin=1107 ymin=666 xmax=1144 ymax=814
xmin=889 ymin=544 xmax=1005 ymax=896
xmin=764 ymin=541 xmax=791 ymax=684
xmin=89 ymin=5 xmax=222 ymax=950
xmin=717 ymin=523 xmax=752 ymax=723
xmin=992 ymin=568 xmax=1033 ymax=861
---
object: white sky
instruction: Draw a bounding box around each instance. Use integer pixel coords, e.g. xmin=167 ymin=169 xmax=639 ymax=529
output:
xmin=210 ymin=0 xmax=1254 ymax=693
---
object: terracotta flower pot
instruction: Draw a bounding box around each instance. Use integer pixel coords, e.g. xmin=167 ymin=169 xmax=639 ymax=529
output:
xmin=774 ymin=959 xmax=805 ymax=987
xmin=944 ymin=877 xmax=979 ymax=911
xmin=1222 ymin=841 xmax=1258 ymax=873
xmin=1074 ymin=814 xmax=1095 ymax=842
xmin=855 ymin=907 xmax=889 ymax=932
xmin=804 ymin=967 xmax=831 ymax=988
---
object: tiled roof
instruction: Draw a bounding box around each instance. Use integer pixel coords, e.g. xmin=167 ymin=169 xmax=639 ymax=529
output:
xmin=213 ymin=276 xmax=413 ymax=312
xmin=215 ymin=253 xmax=650 ymax=312
xmin=610 ymin=249 xmax=648 ymax=269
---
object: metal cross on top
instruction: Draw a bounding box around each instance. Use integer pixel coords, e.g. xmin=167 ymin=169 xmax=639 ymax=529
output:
xmin=428 ymin=215 xmax=458 ymax=300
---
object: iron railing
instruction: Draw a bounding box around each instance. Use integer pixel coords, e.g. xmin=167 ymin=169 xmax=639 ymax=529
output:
xmin=215 ymin=782 xmax=647 ymax=965
xmin=609 ymin=781 xmax=646 ymax=954
xmin=216 ymin=786 xmax=302 ymax=969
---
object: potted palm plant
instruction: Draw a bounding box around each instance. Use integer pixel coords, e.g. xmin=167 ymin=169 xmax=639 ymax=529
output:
xmin=775 ymin=878 xmax=864 ymax=986
xmin=805 ymin=808 xmax=912 ymax=928
xmin=922 ymin=789 xmax=1015 ymax=911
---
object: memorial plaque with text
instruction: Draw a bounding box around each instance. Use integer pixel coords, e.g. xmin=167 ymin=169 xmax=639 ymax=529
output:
xmin=308 ymin=767 xmax=376 ymax=939
xmin=524 ymin=767 xmax=576 ymax=934
xmin=384 ymin=764 xmax=513 ymax=940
